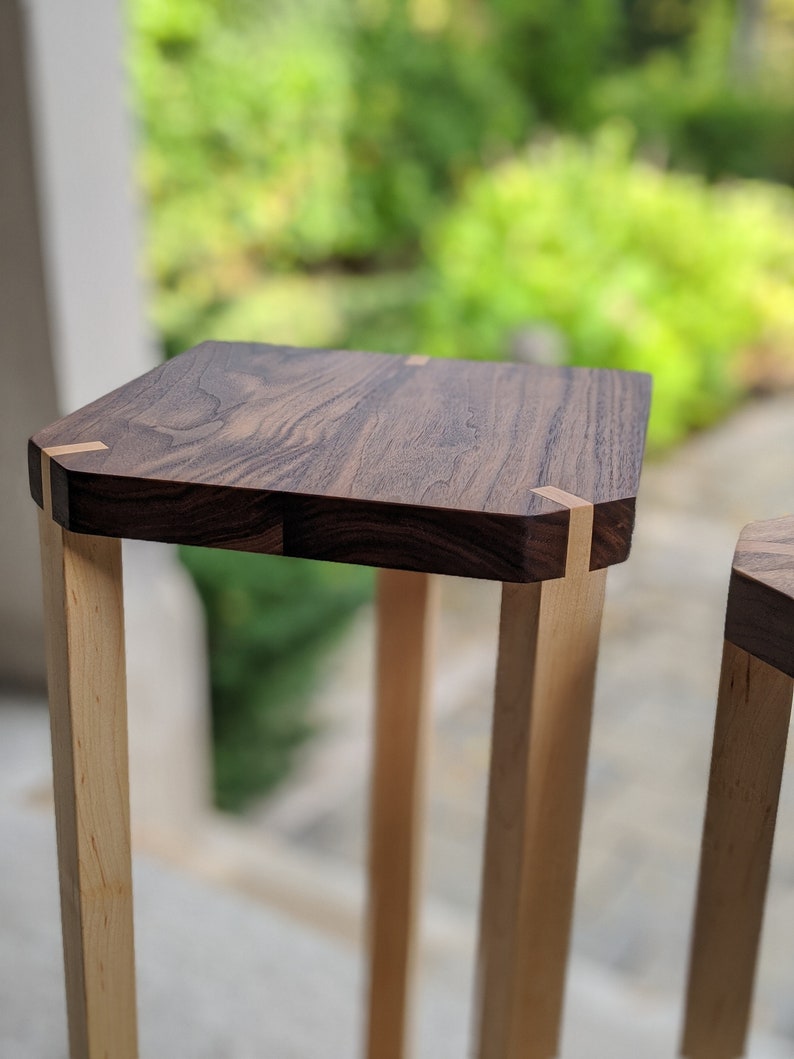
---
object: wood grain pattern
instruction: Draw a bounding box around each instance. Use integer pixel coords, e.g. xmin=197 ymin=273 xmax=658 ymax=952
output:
xmin=681 ymin=640 xmax=793 ymax=1059
xmin=474 ymin=493 xmax=607 ymax=1059
xmin=474 ymin=578 xmax=542 ymax=1059
xmin=39 ymin=450 xmax=138 ymax=1058
xmin=29 ymin=342 xmax=651 ymax=582
xmin=725 ymin=515 xmax=794 ymax=678
xmin=365 ymin=570 xmax=439 ymax=1059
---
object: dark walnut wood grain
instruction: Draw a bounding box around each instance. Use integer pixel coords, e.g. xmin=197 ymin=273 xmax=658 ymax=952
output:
xmin=29 ymin=342 xmax=651 ymax=582
xmin=725 ymin=515 xmax=794 ymax=678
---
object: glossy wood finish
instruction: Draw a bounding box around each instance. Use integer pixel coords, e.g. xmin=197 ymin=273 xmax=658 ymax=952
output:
xmin=29 ymin=342 xmax=651 ymax=582
xmin=475 ymin=493 xmax=606 ymax=1059
xmin=725 ymin=515 xmax=794 ymax=678
xmin=39 ymin=450 xmax=138 ymax=1059
xmin=366 ymin=570 xmax=439 ymax=1059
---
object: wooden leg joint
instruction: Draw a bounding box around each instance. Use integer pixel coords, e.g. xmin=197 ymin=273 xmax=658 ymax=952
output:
xmin=39 ymin=442 xmax=138 ymax=1059
xmin=40 ymin=442 xmax=108 ymax=521
xmin=475 ymin=489 xmax=606 ymax=1059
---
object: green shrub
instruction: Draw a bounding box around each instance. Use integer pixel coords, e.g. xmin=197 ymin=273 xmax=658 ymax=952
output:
xmin=129 ymin=0 xmax=530 ymax=356
xmin=488 ymin=0 xmax=623 ymax=128
xmin=420 ymin=126 xmax=794 ymax=449
xmin=130 ymin=0 xmax=357 ymax=353
xmin=595 ymin=54 xmax=794 ymax=186
xmin=181 ymin=547 xmax=372 ymax=811
xmin=154 ymin=270 xmax=424 ymax=361
xmin=678 ymin=94 xmax=794 ymax=185
xmin=344 ymin=5 xmax=527 ymax=260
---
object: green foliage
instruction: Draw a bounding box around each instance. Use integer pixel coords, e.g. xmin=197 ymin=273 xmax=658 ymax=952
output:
xmin=489 ymin=0 xmax=623 ymax=127
xmin=620 ymin=0 xmax=703 ymax=60
xmin=344 ymin=5 xmax=527 ymax=258
xmin=130 ymin=0 xmax=794 ymax=365
xmin=420 ymin=127 xmax=794 ymax=448
xmin=181 ymin=547 xmax=372 ymax=810
xmin=130 ymin=0 xmax=357 ymax=356
xmin=594 ymin=0 xmax=794 ymax=184
xmin=129 ymin=0 xmax=530 ymax=355
xmin=595 ymin=53 xmax=794 ymax=186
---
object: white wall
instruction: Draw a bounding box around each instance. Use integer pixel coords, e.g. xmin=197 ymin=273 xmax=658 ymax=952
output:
xmin=1 ymin=0 xmax=211 ymax=833
xmin=0 ymin=0 xmax=59 ymax=687
xmin=24 ymin=0 xmax=156 ymax=411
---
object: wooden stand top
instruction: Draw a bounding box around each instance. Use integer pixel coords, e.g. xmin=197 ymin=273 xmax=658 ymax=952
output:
xmin=29 ymin=342 xmax=651 ymax=582
xmin=725 ymin=515 xmax=794 ymax=678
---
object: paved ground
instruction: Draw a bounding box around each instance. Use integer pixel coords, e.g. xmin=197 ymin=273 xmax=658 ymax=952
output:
xmin=253 ymin=390 xmax=794 ymax=1047
xmin=11 ymin=697 xmax=786 ymax=1058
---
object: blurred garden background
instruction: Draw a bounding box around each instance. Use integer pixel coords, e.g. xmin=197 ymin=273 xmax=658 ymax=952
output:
xmin=127 ymin=0 xmax=794 ymax=810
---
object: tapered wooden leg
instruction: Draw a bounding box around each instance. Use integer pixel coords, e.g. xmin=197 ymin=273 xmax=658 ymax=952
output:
xmin=475 ymin=493 xmax=606 ymax=1059
xmin=365 ymin=569 xmax=439 ymax=1059
xmin=39 ymin=506 xmax=138 ymax=1059
xmin=681 ymin=640 xmax=793 ymax=1059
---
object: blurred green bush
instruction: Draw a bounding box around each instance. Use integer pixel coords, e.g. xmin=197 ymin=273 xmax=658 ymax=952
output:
xmin=181 ymin=547 xmax=372 ymax=811
xmin=130 ymin=0 xmax=794 ymax=362
xmin=130 ymin=0 xmax=529 ymax=355
xmin=130 ymin=0 xmax=356 ymax=355
xmin=487 ymin=0 xmax=623 ymax=128
xmin=595 ymin=55 xmax=794 ymax=187
xmin=420 ymin=126 xmax=794 ymax=449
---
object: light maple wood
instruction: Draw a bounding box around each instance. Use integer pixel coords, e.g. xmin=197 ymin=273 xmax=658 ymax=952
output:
xmin=365 ymin=568 xmax=439 ymax=1059
xmin=681 ymin=640 xmax=794 ymax=1059
xmin=39 ymin=447 xmax=138 ymax=1059
xmin=475 ymin=491 xmax=607 ymax=1059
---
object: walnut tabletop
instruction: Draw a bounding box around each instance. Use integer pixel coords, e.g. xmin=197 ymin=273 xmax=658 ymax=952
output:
xmin=725 ymin=515 xmax=794 ymax=678
xmin=29 ymin=341 xmax=651 ymax=582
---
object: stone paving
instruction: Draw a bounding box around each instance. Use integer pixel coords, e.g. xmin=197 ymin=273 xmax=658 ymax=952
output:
xmin=253 ymin=390 xmax=794 ymax=1047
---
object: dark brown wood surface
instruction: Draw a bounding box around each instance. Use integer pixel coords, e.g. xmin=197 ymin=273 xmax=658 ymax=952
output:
xmin=29 ymin=342 xmax=651 ymax=581
xmin=725 ymin=515 xmax=794 ymax=678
